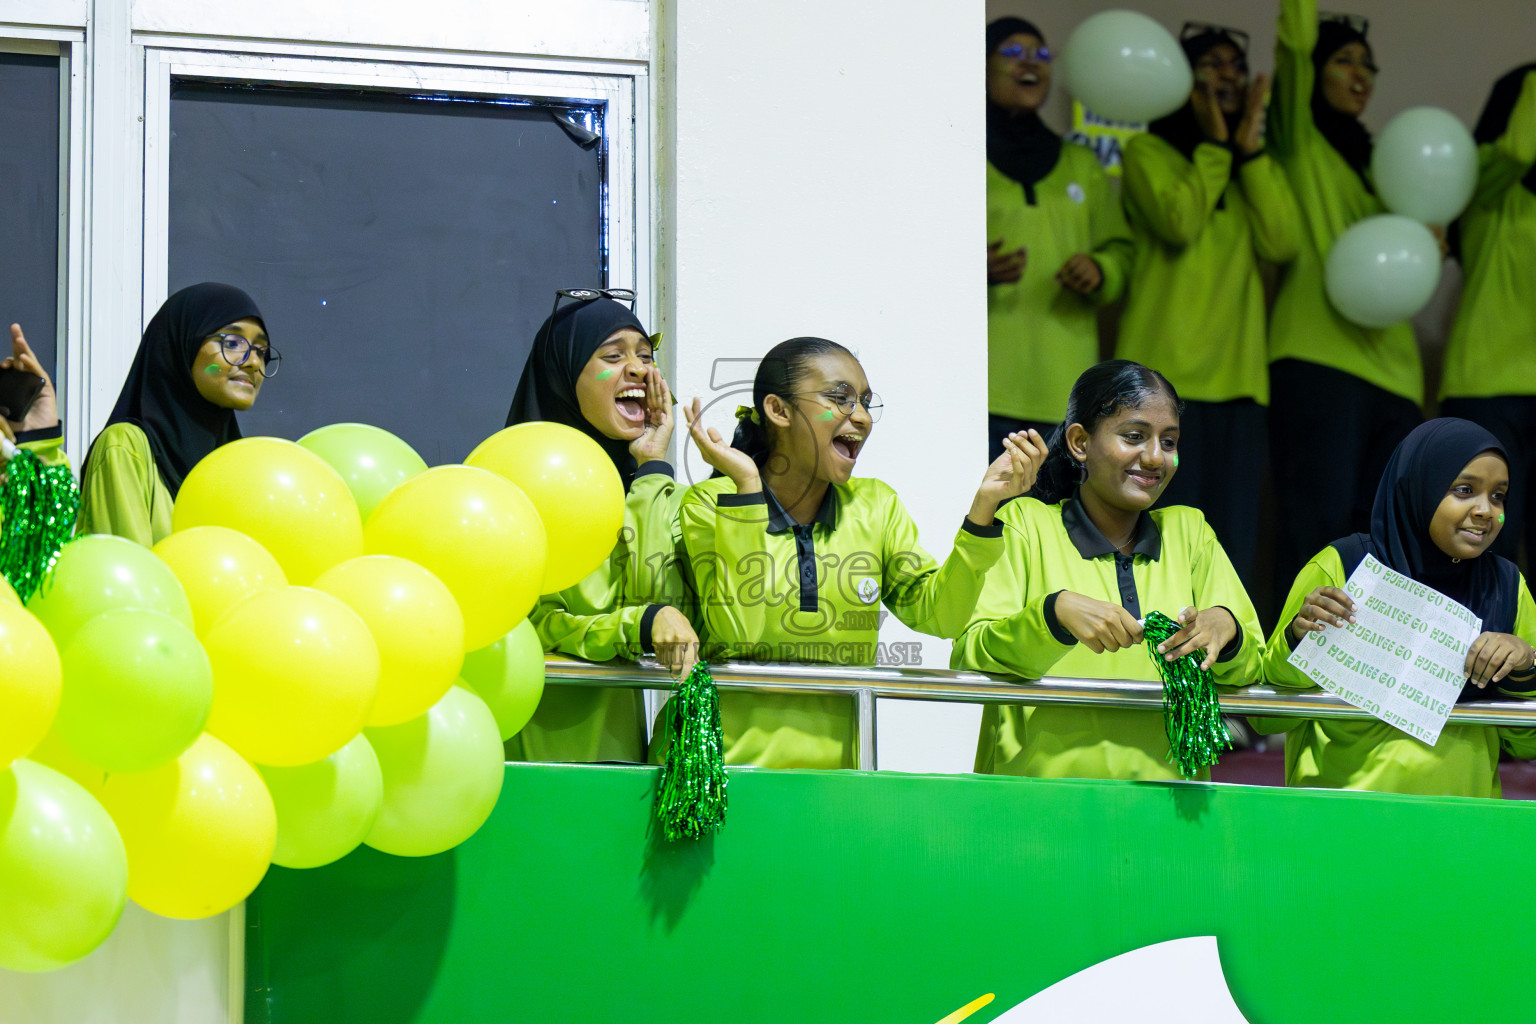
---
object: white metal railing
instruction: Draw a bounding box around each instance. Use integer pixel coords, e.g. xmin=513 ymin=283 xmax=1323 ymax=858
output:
xmin=543 ymin=659 xmax=1536 ymax=771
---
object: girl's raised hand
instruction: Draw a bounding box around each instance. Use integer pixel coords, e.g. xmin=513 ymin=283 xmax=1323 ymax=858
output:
xmin=1233 ymin=72 xmax=1270 ymax=155
xmin=970 ymin=429 xmax=1047 ymax=526
xmin=628 ymin=366 xmax=675 ymax=464
xmin=1465 ymin=632 xmax=1536 ymax=689
xmin=1157 ymin=605 xmax=1239 ymax=672
xmin=684 ymin=396 xmax=761 ymax=493
xmin=4 ymin=324 xmax=57 ymax=433
xmin=1053 ymin=591 xmax=1144 ymax=654
xmin=1289 ymin=586 xmax=1356 ymax=642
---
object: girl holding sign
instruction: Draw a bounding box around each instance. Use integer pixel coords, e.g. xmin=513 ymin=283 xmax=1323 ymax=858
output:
xmin=1260 ymin=419 xmax=1536 ymax=796
xmin=953 ymin=360 xmax=1265 ymax=781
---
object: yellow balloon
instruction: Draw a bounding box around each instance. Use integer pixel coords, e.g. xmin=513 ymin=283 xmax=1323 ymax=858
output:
xmin=364 ymin=465 xmax=546 ymax=650
xmin=203 ymin=586 xmax=380 ymax=766
xmin=0 ymin=575 xmax=18 ymax=605
xmin=465 ymin=422 xmax=624 ymax=593
xmin=171 ymin=436 xmax=363 ymax=585
xmin=313 ymin=555 xmax=466 ymax=727
xmin=153 ymin=526 xmax=287 ymax=637
xmin=27 ymin=725 xmax=105 ymax=796
xmin=99 ymin=733 xmax=275 ymax=920
xmin=0 ymin=603 xmax=61 ymax=766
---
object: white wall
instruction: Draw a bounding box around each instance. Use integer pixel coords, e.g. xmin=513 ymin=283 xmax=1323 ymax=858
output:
xmin=665 ymin=0 xmax=990 ymax=774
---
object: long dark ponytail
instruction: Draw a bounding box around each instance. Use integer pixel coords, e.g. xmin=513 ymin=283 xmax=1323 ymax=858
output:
xmin=1031 ymin=360 xmax=1183 ymax=504
xmin=729 ymin=337 xmax=854 ymax=467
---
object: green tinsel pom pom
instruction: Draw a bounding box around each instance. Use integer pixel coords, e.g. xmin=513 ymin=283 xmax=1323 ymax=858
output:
xmin=1 ymin=447 xmax=81 ymax=603
xmin=1141 ymin=610 xmax=1230 ymax=778
xmin=654 ymin=662 xmax=728 ymax=842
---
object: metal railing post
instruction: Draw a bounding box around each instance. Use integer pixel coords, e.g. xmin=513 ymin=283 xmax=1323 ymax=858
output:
xmin=855 ymin=688 xmax=877 ymax=771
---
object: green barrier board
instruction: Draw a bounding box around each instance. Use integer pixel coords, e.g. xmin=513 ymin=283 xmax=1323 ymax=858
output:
xmin=247 ymin=765 xmax=1536 ymax=1023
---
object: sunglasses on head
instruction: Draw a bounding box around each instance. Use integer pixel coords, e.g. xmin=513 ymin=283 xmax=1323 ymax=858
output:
xmin=1179 ymin=21 xmax=1251 ymax=55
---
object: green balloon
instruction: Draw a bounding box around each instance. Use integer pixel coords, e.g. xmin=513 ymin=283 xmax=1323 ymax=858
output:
xmin=297 ymin=423 xmax=429 ymax=521
xmin=459 ymin=619 xmax=546 ymax=741
xmin=260 ymin=733 xmax=384 ymax=870
xmin=0 ymin=759 xmax=128 ymax=972
xmin=56 ymin=609 xmax=213 ymax=773
xmin=1324 ymin=214 xmax=1442 ymax=328
xmin=1371 ymin=106 xmax=1477 ymax=225
xmin=26 ymin=534 xmax=194 ymax=650
xmin=364 ymin=685 xmax=504 ymax=858
xmin=1063 ymin=10 xmax=1192 ymax=124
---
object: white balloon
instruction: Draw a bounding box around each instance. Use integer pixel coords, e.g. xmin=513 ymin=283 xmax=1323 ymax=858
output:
xmin=1371 ymin=107 xmax=1478 ymax=224
xmin=1064 ymin=11 xmax=1193 ymax=124
xmin=1324 ymin=215 xmax=1443 ymax=329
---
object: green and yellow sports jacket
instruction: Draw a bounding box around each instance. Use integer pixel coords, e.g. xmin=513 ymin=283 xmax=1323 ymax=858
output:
xmin=953 ymin=496 xmax=1263 ymax=781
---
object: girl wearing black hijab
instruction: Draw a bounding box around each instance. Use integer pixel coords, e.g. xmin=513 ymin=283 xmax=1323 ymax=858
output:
xmin=1267 ymin=0 xmax=1424 ymax=610
xmin=985 ymin=15 xmax=1132 ymax=463
xmin=77 ymin=282 xmax=275 ymax=546
xmin=1116 ymin=23 xmax=1297 ymax=595
xmin=504 ymin=292 xmax=698 ymax=764
xmin=1261 ymin=419 xmax=1536 ymax=796
xmin=1440 ymin=65 xmax=1536 ymax=565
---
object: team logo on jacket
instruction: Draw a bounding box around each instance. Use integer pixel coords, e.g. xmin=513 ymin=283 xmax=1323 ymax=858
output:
xmin=858 ymin=577 xmax=880 ymax=604
xmin=1066 ymin=182 xmax=1085 ymax=203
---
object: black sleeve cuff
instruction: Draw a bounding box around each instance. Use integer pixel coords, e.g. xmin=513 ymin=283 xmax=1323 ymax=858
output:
xmin=639 ymin=604 xmax=664 ymax=655
xmin=634 ymin=460 xmax=674 ymax=480
xmin=960 ymin=516 xmax=1004 ymax=539
xmin=1215 ymin=606 xmax=1244 ymax=663
xmin=1043 ymin=591 xmax=1078 ymax=646
xmin=718 ymin=492 xmax=766 ymax=508
xmin=14 ymin=421 xmax=62 ymax=443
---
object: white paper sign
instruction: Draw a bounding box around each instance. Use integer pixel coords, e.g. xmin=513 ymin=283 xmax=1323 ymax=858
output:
xmin=1286 ymin=553 xmax=1481 ymax=745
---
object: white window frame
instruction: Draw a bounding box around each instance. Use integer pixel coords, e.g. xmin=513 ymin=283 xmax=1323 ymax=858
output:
xmin=1 ymin=31 xmax=85 ymax=458
xmin=134 ymin=43 xmax=648 ymax=435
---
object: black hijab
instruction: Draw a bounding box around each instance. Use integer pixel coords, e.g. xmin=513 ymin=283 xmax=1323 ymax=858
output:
xmin=506 ymin=297 xmax=651 ymax=490
xmin=1473 ymin=63 xmax=1536 ymax=196
xmin=87 ymin=282 xmax=265 ymax=496
xmin=985 ymin=16 xmax=1062 ymax=189
xmin=1311 ymin=19 xmax=1375 ymax=187
xmin=1332 ymin=419 xmax=1520 ymax=699
xmin=1150 ymin=29 xmax=1248 ymax=162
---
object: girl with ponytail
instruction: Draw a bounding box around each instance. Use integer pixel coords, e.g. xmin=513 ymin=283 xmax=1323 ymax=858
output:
xmin=660 ymin=337 xmax=1046 ymax=770
xmin=953 ymin=359 xmax=1265 ymax=781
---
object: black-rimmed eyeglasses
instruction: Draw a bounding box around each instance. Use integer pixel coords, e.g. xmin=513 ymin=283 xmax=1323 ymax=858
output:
xmin=790 ymin=388 xmax=884 ymax=423
xmin=209 ymin=332 xmax=281 ymax=378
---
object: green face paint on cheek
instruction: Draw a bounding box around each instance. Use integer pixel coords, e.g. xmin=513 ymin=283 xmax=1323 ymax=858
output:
xmin=203 ymin=364 xmax=222 ymax=375
xmin=596 ymin=368 xmax=616 ymax=381
xmin=1500 ymin=514 xmax=1507 ymax=524
xmin=1171 ymin=453 xmax=1180 ymax=469
xmin=819 ymin=409 xmax=836 ymax=422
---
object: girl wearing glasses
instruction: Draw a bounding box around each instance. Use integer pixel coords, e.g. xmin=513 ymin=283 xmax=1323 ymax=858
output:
xmin=985 ymin=16 xmax=1133 ymax=463
xmin=1115 ymin=24 xmax=1298 ymax=595
xmin=503 ymin=292 xmax=699 ymax=764
xmin=666 ymin=337 xmax=1046 ymax=769
xmin=1267 ymin=0 xmax=1423 ymax=608
xmin=953 ymin=360 xmax=1264 ymax=781
xmin=1440 ymin=67 xmax=1536 ymax=567
xmin=78 ymin=283 xmax=277 ymax=546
